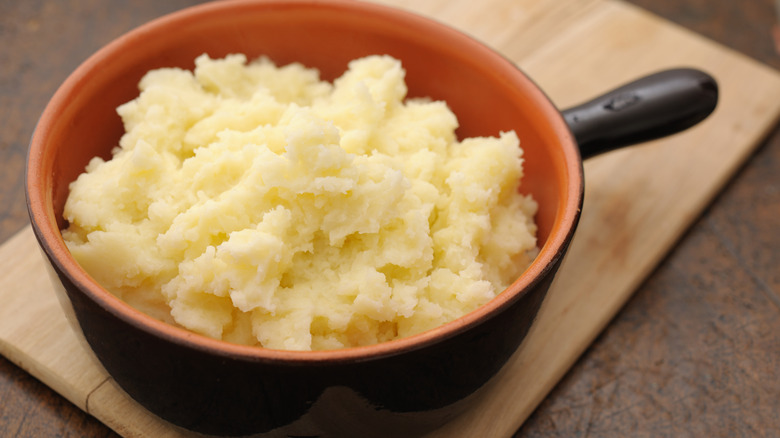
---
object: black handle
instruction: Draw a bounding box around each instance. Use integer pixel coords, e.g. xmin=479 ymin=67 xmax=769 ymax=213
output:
xmin=561 ymin=68 xmax=718 ymax=159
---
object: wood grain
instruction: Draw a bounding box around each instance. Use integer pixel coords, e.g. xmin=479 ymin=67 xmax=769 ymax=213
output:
xmin=1 ymin=0 xmax=779 ymax=437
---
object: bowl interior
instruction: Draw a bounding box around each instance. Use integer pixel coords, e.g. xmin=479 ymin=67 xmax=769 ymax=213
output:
xmin=27 ymin=0 xmax=582 ymax=357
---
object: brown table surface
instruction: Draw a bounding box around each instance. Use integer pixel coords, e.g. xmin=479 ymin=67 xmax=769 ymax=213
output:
xmin=2 ymin=1 xmax=779 ymax=437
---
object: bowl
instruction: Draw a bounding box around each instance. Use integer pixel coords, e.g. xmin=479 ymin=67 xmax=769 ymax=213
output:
xmin=25 ymin=0 xmax=717 ymax=436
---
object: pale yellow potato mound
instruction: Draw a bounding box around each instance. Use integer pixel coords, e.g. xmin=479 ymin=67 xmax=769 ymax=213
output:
xmin=62 ymin=54 xmax=538 ymax=351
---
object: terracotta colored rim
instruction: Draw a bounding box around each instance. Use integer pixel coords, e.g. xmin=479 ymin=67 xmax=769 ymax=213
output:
xmin=26 ymin=0 xmax=583 ymax=364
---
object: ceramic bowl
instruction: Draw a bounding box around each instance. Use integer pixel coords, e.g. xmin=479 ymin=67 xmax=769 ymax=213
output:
xmin=26 ymin=0 xmax=716 ymax=436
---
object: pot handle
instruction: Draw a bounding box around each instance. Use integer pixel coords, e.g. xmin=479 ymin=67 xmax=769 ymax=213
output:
xmin=561 ymin=68 xmax=718 ymax=159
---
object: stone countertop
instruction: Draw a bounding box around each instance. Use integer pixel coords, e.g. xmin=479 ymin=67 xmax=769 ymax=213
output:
xmin=1 ymin=1 xmax=778 ymax=436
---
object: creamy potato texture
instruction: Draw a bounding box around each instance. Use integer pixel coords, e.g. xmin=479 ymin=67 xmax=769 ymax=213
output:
xmin=62 ymin=54 xmax=538 ymax=351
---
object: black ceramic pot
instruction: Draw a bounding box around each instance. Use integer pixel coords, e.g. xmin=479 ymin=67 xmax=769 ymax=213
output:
xmin=26 ymin=1 xmax=717 ymax=436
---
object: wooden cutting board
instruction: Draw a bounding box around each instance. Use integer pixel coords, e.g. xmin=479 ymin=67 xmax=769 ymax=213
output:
xmin=2 ymin=0 xmax=779 ymax=437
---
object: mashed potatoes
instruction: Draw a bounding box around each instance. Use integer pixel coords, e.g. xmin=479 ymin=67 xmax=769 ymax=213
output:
xmin=62 ymin=54 xmax=538 ymax=351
